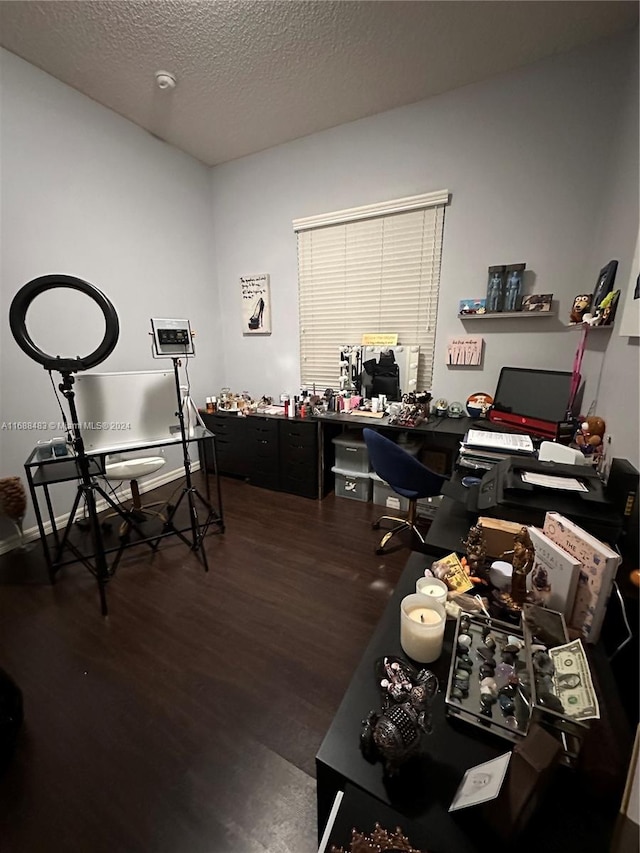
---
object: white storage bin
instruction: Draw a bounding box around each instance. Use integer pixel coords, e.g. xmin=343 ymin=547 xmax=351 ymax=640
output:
xmin=417 ymin=494 xmax=444 ymax=519
xmin=332 ymin=435 xmax=370 ymax=473
xmin=370 ymin=472 xmax=409 ymax=512
xmin=332 ymin=466 xmax=372 ymax=502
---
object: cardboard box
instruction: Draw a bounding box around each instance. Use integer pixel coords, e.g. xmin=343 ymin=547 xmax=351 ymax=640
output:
xmin=478 ymin=516 xmax=524 ymax=560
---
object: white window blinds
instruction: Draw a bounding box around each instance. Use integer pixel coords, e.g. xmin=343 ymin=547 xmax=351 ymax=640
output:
xmin=294 ymin=190 xmax=448 ymax=391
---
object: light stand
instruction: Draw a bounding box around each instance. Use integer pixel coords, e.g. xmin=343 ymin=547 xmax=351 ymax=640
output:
xmin=9 ymin=274 xmax=153 ymax=615
xmin=148 ymin=316 xmax=224 ymax=565
xmin=55 ymin=372 xmax=157 ymax=614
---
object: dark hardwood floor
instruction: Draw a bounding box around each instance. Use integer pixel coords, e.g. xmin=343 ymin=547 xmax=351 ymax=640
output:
xmin=0 ymin=473 xmax=413 ymax=853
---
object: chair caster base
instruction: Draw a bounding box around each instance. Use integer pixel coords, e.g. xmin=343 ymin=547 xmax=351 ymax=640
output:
xmin=375 ymin=547 xmax=385 ymax=555
xmin=372 ymin=521 xmax=381 ymax=530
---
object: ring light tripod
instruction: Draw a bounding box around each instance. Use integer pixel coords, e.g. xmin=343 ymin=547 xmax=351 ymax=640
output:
xmin=9 ymin=275 xmax=155 ymax=614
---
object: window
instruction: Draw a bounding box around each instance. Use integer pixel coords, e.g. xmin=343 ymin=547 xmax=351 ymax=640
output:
xmin=293 ymin=189 xmax=448 ymax=391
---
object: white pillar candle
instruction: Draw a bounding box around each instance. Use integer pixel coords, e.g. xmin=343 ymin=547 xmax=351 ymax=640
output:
xmin=415 ymin=576 xmax=448 ymax=606
xmin=400 ymin=593 xmax=446 ymax=663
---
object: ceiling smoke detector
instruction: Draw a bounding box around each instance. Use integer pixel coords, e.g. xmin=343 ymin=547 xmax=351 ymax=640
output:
xmin=155 ymin=71 xmax=177 ymax=91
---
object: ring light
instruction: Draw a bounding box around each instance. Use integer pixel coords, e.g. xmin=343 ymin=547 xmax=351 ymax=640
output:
xmin=9 ymin=274 xmax=119 ymax=372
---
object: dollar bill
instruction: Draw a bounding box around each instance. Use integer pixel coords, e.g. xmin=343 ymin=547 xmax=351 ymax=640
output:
xmin=549 ymin=639 xmax=600 ymax=721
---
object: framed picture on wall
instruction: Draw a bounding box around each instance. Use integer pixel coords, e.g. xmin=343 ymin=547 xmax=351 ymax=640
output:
xmin=240 ymin=274 xmax=272 ymax=335
xmin=521 ymin=293 xmax=553 ymax=312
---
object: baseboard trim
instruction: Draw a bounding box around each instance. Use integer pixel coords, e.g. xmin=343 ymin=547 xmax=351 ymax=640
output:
xmin=0 ymin=463 xmax=199 ymax=556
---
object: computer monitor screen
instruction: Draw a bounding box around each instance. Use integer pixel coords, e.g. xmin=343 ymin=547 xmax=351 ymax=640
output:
xmin=492 ymin=367 xmax=573 ymax=423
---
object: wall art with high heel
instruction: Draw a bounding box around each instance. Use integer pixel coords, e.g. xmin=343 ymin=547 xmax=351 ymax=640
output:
xmin=240 ymin=273 xmax=272 ymax=335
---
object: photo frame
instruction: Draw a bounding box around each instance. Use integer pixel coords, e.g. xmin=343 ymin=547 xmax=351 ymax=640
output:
xmin=521 ymin=293 xmax=553 ymax=312
xmin=240 ymin=274 xmax=271 ymax=335
xmin=592 ymin=260 xmax=618 ymax=312
xmin=459 ymin=298 xmax=486 ymax=315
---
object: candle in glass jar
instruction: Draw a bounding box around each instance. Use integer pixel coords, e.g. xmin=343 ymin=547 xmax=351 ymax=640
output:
xmin=415 ymin=576 xmax=448 ymax=605
xmin=400 ymin=593 xmax=446 ymax=663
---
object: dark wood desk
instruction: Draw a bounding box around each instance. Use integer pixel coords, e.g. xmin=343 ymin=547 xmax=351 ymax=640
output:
xmin=316 ymin=552 xmax=631 ymax=852
xmin=199 ymin=409 xmax=481 ymax=499
xmin=425 ymin=468 xmax=624 ymax=555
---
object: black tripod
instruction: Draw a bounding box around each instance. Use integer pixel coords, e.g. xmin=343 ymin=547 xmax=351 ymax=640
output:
xmin=152 ymin=358 xmax=224 ymax=567
xmin=55 ymin=372 xmax=157 ymax=615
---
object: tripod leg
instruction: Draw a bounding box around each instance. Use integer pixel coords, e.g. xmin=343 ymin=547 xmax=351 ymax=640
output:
xmin=55 ymin=486 xmax=85 ymax=569
xmin=187 ymin=489 xmax=209 ymax=572
xmin=84 ymin=486 xmax=110 ymax=616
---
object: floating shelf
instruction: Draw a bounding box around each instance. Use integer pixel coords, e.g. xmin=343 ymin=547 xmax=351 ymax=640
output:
xmin=458 ymin=311 xmax=557 ymax=320
xmin=567 ymin=322 xmax=614 ymax=331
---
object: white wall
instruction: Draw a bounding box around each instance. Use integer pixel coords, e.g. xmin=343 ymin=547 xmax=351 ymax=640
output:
xmin=0 ymin=50 xmax=220 ymax=545
xmin=210 ymin=32 xmax=638 ymax=468
xmin=583 ymin=36 xmax=639 ymax=468
xmin=1 ymin=29 xmax=637 ymax=554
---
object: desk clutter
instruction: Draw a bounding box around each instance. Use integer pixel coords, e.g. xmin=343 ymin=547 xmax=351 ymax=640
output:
xmin=364 ymin=512 xmax=616 ymax=769
xmin=350 ymin=512 xmax=618 ymax=842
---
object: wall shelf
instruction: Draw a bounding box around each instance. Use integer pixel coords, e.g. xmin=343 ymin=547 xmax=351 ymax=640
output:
xmin=458 ymin=311 xmax=556 ymax=320
xmin=567 ymin=322 xmax=614 ymax=331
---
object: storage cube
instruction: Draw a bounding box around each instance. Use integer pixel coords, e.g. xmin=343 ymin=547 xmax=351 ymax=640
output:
xmin=332 ymin=435 xmax=370 ymax=473
xmin=332 ymin=466 xmax=371 ymax=502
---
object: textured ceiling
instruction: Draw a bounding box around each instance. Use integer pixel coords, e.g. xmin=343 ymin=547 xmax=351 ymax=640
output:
xmin=0 ymin=1 xmax=637 ymax=166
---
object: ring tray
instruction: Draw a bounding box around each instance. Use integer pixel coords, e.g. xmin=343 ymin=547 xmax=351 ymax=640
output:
xmin=445 ymin=609 xmax=586 ymax=766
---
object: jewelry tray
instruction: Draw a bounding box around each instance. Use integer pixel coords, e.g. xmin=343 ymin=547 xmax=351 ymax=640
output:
xmin=444 ymin=609 xmax=586 ymax=767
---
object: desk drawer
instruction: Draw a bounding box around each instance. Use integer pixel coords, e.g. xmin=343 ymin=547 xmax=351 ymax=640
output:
xmin=280 ymin=421 xmax=317 ymax=449
xmin=280 ymin=471 xmax=317 ymax=498
xmin=246 ymin=417 xmax=279 ymax=439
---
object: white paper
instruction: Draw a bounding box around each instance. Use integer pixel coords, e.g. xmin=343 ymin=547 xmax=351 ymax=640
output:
xmin=449 ymin=752 xmax=512 ymax=811
xmin=465 ymin=429 xmax=534 ymax=453
xmin=521 ymin=472 xmax=588 ymax=492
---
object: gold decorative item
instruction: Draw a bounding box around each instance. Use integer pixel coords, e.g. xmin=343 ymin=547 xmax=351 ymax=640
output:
xmin=493 ymin=526 xmax=535 ymax=615
xmin=331 ymin=822 xmax=428 ymax=853
xmin=0 ymin=476 xmax=31 ymax=551
xmin=462 ymin=521 xmax=488 ymax=581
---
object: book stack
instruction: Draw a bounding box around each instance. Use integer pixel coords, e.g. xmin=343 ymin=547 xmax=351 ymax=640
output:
xmin=541 ymin=511 xmax=621 ymax=644
xmin=458 ymin=428 xmax=535 ymax=471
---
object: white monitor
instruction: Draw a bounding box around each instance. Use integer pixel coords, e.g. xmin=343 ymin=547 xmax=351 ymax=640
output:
xmin=73 ymin=370 xmax=180 ymax=453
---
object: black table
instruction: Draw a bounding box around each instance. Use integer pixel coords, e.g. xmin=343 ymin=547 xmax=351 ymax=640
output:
xmin=316 ymin=552 xmax=632 ymax=852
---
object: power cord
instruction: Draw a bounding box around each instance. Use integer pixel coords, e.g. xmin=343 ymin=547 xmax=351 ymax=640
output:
xmin=607 ymin=580 xmax=634 ymax=661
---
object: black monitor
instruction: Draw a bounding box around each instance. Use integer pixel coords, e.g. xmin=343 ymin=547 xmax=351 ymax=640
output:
xmin=371 ymin=373 xmax=401 ymax=401
xmin=489 ymin=367 xmax=574 ymax=437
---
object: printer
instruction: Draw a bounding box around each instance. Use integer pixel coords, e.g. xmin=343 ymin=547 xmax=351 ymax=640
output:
xmin=467 ymin=456 xmax=623 ymax=544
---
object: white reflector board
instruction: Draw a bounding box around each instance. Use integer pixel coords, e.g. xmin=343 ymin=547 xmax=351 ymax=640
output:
xmin=73 ymin=370 xmax=179 ymax=453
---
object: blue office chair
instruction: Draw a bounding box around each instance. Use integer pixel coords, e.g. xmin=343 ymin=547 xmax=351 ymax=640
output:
xmin=363 ymin=428 xmax=447 ymax=554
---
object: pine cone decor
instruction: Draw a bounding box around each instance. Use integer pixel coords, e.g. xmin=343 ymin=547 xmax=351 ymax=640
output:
xmin=0 ymin=477 xmax=27 ymax=522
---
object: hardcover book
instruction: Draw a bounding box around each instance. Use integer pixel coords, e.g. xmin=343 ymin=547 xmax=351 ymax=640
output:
xmin=542 ymin=512 xmax=621 ymax=643
xmin=527 ymin=526 xmax=580 ymax=620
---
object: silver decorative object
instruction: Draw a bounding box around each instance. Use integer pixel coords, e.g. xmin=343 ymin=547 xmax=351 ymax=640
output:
xmin=360 ymin=655 xmax=438 ymax=776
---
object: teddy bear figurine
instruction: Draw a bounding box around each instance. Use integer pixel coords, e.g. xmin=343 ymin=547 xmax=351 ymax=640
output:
xmin=574 ymin=415 xmax=606 ymax=458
